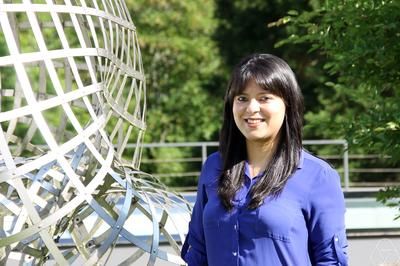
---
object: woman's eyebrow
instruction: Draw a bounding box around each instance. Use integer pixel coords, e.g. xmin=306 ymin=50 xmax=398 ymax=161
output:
xmin=237 ymin=91 xmax=273 ymax=96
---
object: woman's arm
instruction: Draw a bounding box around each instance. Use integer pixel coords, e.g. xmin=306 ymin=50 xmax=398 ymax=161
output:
xmin=181 ymin=181 xmax=208 ymax=265
xmin=306 ymin=167 xmax=348 ymax=266
xmin=182 ymin=153 xmax=220 ymax=265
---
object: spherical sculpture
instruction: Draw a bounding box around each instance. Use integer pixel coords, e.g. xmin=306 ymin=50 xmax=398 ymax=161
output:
xmin=0 ymin=1 xmax=190 ymax=265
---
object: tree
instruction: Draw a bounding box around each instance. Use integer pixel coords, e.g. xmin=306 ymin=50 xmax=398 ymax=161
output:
xmin=127 ymin=0 xmax=223 ymax=143
xmin=125 ymin=0 xmax=224 ymax=186
xmin=273 ymin=0 xmax=400 ymax=203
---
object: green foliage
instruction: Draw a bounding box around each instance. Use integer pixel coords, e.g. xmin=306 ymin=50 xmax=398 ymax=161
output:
xmin=275 ymin=0 xmax=400 ymax=150
xmin=140 ymin=147 xmax=202 ymax=188
xmin=377 ymin=186 xmax=400 ymax=220
xmin=126 ymin=0 xmax=223 ymax=143
xmin=273 ymin=0 xmax=400 ymax=204
xmin=124 ymin=0 xmax=225 ymax=186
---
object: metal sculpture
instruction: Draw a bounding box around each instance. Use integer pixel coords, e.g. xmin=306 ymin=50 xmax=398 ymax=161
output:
xmin=0 ymin=1 xmax=190 ymax=265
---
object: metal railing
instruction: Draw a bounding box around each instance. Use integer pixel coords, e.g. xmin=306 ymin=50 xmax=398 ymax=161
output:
xmin=32 ymin=140 xmax=400 ymax=191
xmin=303 ymin=139 xmax=349 ymax=189
xmin=128 ymin=140 xmax=352 ymax=190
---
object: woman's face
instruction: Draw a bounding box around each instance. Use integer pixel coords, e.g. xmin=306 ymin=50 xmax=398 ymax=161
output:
xmin=232 ymin=79 xmax=286 ymax=145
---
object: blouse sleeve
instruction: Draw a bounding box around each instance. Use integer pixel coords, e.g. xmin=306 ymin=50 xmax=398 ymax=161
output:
xmin=306 ymin=167 xmax=349 ymax=266
xmin=181 ymin=157 xmax=213 ymax=265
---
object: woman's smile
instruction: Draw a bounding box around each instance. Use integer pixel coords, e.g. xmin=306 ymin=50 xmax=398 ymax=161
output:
xmin=244 ymin=118 xmax=265 ymax=128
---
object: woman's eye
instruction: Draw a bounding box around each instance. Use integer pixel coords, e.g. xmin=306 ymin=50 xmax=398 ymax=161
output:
xmin=236 ymin=96 xmax=247 ymax=102
xmin=259 ymin=96 xmax=271 ymax=102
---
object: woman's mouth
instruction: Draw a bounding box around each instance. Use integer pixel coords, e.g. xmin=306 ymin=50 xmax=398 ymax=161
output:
xmin=245 ymin=118 xmax=265 ymax=125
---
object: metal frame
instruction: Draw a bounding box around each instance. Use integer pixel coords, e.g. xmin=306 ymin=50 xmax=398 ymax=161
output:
xmin=0 ymin=1 xmax=189 ymax=265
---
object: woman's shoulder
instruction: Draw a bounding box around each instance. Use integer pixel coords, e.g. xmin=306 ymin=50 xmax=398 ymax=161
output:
xmin=300 ymin=149 xmax=341 ymax=185
xmin=198 ymin=152 xmax=223 ymax=186
xmin=301 ymin=149 xmax=336 ymax=172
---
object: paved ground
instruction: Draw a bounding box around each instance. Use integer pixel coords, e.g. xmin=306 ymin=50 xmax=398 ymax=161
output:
xmin=39 ymin=235 xmax=400 ymax=265
xmin=87 ymin=237 xmax=400 ymax=265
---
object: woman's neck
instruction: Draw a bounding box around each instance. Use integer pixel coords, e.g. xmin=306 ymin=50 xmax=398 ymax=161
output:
xmin=246 ymin=139 xmax=278 ymax=178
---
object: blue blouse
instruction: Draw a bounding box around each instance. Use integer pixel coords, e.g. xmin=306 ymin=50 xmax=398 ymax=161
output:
xmin=181 ymin=150 xmax=348 ymax=266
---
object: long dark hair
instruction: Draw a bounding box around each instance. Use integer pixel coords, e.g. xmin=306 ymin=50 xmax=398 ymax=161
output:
xmin=218 ymin=53 xmax=304 ymax=210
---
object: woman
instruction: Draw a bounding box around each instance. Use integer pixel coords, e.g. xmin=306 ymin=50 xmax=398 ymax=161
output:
xmin=181 ymin=54 xmax=348 ymax=265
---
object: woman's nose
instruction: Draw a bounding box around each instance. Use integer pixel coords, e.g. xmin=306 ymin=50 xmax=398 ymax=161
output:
xmin=247 ymin=99 xmax=260 ymax=113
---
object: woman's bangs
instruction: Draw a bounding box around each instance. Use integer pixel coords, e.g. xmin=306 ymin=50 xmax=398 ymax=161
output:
xmin=252 ymin=71 xmax=283 ymax=97
xmin=230 ymin=71 xmax=250 ymax=97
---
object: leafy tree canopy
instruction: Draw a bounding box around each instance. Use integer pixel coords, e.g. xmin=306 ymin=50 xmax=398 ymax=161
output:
xmin=127 ymin=0 xmax=223 ymax=142
xmin=272 ymin=0 xmax=400 ymax=203
xmin=273 ymin=0 xmax=400 ymax=159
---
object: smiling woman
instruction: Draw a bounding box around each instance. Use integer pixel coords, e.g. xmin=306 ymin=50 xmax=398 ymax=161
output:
xmin=181 ymin=53 xmax=349 ymax=266
xmin=219 ymin=54 xmax=304 ymax=210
